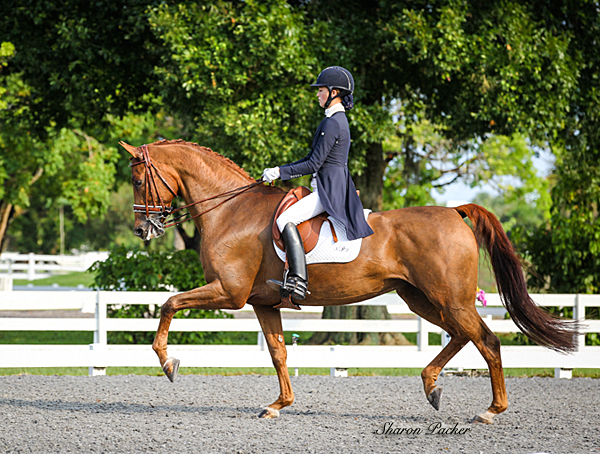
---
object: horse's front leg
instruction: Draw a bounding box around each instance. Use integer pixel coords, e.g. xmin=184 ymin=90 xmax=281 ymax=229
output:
xmin=252 ymin=304 xmax=294 ymax=419
xmin=152 ymin=280 xmax=245 ymax=382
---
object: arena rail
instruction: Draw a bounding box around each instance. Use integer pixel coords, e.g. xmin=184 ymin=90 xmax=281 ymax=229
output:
xmin=0 ymin=252 xmax=109 ymax=281
xmin=0 ymin=291 xmax=598 ymax=378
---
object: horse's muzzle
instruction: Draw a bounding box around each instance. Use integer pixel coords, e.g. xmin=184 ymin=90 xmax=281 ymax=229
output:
xmin=133 ymin=216 xmax=166 ymax=241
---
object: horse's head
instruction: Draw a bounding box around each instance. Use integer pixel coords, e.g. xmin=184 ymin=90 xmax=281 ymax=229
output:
xmin=120 ymin=141 xmax=179 ymax=241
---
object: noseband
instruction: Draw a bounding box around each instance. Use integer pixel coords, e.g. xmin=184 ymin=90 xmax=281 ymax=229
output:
xmin=130 ymin=144 xmax=263 ymax=230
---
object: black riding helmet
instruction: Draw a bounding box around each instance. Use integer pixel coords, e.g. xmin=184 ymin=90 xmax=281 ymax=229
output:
xmin=310 ymin=66 xmax=354 ymax=109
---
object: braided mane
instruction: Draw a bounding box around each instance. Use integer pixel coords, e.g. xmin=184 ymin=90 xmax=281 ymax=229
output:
xmin=151 ymin=139 xmax=254 ymax=182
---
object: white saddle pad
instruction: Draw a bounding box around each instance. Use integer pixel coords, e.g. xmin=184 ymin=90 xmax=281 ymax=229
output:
xmin=273 ymin=210 xmax=371 ymax=265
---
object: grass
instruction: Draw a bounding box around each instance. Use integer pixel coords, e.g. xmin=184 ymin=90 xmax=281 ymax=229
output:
xmin=0 ymin=331 xmax=442 ymax=346
xmin=13 ymin=271 xmax=96 ymax=288
xmin=0 ymin=331 xmax=94 ymax=344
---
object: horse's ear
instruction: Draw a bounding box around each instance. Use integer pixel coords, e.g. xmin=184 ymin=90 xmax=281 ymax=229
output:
xmin=119 ymin=141 xmax=141 ymax=158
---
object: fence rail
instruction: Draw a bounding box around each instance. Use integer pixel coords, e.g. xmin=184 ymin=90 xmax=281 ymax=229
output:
xmin=0 ymin=252 xmax=109 ymax=281
xmin=0 ymin=291 xmax=598 ymax=377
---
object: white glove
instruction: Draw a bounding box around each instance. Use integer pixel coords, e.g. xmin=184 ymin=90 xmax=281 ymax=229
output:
xmin=262 ymin=167 xmax=280 ymax=183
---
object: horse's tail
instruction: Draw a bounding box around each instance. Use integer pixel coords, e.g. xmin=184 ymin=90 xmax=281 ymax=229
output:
xmin=454 ymin=203 xmax=580 ymax=353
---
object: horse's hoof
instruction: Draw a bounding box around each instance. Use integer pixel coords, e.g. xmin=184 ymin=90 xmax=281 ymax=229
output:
xmin=258 ymin=407 xmax=280 ymax=419
xmin=162 ymin=357 xmax=180 ymax=383
xmin=472 ymin=410 xmax=495 ymax=424
xmin=427 ymin=386 xmax=443 ymax=411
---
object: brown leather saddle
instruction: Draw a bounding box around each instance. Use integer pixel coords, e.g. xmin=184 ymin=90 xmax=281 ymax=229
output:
xmin=272 ymin=186 xmax=338 ymax=254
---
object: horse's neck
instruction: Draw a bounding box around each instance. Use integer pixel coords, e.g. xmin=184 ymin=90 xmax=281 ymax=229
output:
xmin=171 ymin=147 xmax=255 ymax=226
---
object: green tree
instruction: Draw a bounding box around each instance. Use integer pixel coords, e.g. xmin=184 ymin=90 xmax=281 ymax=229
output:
xmin=296 ymin=0 xmax=577 ymax=343
xmin=382 ymin=111 xmax=551 ymax=212
xmin=0 ymin=107 xmax=182 ymax=252
xmin=509 ymin=2 xmax=600 ymax=295
xmin=0 ymin=121 xmax=118 ymax=250
xmin=472 ymin=191 xmax=547 ymax=234
xmin=4 ymin=0 xmax=599 ymax=342
xmin=0 ymin=1 xmax=176 ymax=251
xmin=148 ymin=0 xmax=320 ymax=178
xmin=0 ymin=0 xmax=165 ymax=134
xmin=517 ymin=149 xmax=600 ymax=294
xmin=298 ymin=0 xmax=579 ymax=207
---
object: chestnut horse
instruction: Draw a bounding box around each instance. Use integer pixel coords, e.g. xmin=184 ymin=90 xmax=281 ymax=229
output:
xmin=121 ymin=139 xmax=578 ymax=424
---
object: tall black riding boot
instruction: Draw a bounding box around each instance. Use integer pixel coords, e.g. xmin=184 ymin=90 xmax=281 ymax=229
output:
xmin=267 ymin=222 xmax=308 ymax=300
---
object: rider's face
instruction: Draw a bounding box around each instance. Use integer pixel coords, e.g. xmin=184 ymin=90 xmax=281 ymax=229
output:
xmin=317 ymin=87 xmax=339 ymax=108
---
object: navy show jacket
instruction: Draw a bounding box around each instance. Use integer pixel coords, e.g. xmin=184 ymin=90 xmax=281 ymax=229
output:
xmin=279 ymin=111 xmax=374 ymax=241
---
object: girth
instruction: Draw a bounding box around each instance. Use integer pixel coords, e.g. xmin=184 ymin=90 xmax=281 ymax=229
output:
xmin=272 ymin=187 xmax=338 ymax=253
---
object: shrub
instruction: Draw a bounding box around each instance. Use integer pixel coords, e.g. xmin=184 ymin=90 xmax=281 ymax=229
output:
xmin=89 ymin=246 xmax=234 ymax=344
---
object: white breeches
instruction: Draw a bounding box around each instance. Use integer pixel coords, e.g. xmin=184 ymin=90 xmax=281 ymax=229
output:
xmin=276 ymin=189 xmax=325 ymax=232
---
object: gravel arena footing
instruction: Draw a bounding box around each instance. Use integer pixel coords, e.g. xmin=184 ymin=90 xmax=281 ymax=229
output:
xmin=0 ymin=374 xmax=598 ymax=453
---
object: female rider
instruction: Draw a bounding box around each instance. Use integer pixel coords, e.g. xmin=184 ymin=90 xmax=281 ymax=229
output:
xmin=262 ymin=66 xmax=374 ymax=302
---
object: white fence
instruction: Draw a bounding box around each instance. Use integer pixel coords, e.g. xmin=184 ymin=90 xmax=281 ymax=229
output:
xmin=0 ymin=291 xmax=599 ymax=377
xmin=0 ymin=252 xmax=109 ymax=281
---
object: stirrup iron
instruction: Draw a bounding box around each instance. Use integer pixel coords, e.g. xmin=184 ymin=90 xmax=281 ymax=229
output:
xmin=267 ymin=270 xmax=308 ymax=301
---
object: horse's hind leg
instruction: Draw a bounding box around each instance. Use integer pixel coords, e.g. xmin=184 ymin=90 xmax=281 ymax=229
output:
xmin=397 ymin=285 xmax=468 ymax=411
xmin=399 ymin=282 xmax=508 ymax=424
xmin=252 ymin=304 xmax=294 ymax=418
xmin=433 ymin=300 xmax=508 ymax=423
xmin=421 ymin=336 xmax=469 ymax=410
xmin=422 ymin=313 xmax=507 ymax=424
xmin=467 ymin=318 xmax=508 ymax=424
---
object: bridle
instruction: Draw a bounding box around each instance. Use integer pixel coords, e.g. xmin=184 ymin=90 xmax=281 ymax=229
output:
xmin=130 ymin=144 xmax=263 ymax=231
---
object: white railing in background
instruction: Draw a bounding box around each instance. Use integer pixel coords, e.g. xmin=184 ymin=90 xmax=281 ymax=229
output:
xmin=0 ymin=252 xmax=109 ymax=281
xmin=0 ymin=291 xmax=598 ymax=378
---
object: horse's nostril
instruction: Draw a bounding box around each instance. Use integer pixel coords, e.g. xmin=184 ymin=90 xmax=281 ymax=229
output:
xmin=134 ymin=228 xmax=144 ymax=237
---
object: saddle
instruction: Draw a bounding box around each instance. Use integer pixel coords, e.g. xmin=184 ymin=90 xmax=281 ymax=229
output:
xmin=272 ymin=187 xmax=338 ymax=254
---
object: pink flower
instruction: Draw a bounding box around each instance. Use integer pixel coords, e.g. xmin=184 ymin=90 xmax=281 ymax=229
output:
xmin=476 ymin=288 xmax=487 ymax=306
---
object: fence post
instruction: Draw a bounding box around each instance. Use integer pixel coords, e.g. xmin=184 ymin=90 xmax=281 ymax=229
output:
xmin=574 ymin=294 xmax=586 ymax=353
xmin=442 ymin=331 xmax=451 ymax=348
xmin=418 ymin=316 xmax=429 ymax=351
xmin=27 ymin=253 xmax=35 ymax=281
xmin=89 ymin=290 xmax=107 ymax=376
xmin=329 ymin=346 xmax=348 ymax=377
xmin=257 ymin=331 xmax=266 ymax=351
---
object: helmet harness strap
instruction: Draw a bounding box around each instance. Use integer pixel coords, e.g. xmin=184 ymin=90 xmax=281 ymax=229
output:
xmin=324 ymin=86 xmax=343 ymax=109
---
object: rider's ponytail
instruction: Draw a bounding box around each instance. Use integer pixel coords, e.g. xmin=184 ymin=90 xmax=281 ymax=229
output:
xmin=341 ymin=93 xmax=354 ymax=110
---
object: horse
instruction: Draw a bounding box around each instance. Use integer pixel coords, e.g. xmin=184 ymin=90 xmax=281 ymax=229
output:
xmin=120 ymin=139 xmax=579 ymax=424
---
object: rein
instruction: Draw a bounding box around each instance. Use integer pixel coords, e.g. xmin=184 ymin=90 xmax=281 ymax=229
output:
xmin=130 ymin=144 xmax=263 ymax=229
xmin=164 ymin=181 xmax=262 ymax=228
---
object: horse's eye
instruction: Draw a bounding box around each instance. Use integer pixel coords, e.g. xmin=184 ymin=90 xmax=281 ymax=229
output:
xmin=133 ymin=179 xmax=143 ymax=187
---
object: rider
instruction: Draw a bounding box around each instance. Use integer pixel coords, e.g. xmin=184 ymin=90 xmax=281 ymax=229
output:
xmin=262 ymin=66 xmax=374 ymax=301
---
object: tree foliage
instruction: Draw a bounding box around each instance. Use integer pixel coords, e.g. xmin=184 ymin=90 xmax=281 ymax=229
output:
xmin=0 ymin=123 xmax=119 ymax=249
xmin=0 ymin=0 xmax=164 ymax=132
xmin=148 ymin=0 xmax=320 ymax=178
xmin=510 ymin=1 xmax=600 ymax=294
xmin=516 ymin=149 xmax=600 ymax=294
xmin=2 ymin=0 xmax=599 ymax=309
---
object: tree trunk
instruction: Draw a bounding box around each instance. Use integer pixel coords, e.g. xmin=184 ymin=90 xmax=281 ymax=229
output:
xmin=354 ymin=141 xmax=385 ymax=212
xmin=310 ymin=303 xmax=412 ymax=346
xmin=0 ymin=169 xmax=43 ymax=252
xmin=0 ymin=201 xmax=13 ymax=252
xmin=310 ymin=141 xmax=411 ymax=346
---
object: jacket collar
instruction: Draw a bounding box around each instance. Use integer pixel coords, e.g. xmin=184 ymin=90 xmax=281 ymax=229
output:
xmin=325 ymin=103 xmax=345 ymax=118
